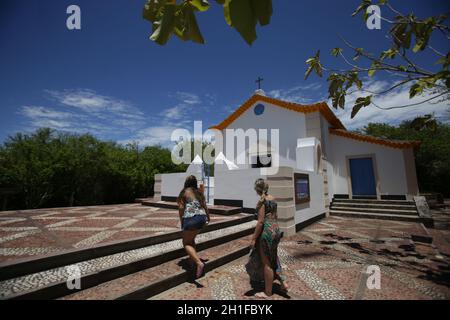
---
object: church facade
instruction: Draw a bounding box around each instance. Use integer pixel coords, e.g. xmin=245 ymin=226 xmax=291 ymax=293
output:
xmin=156 ymin=91 xmax=420 ymax=235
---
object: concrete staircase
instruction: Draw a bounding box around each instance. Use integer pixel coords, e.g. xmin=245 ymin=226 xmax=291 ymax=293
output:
xmin=330 ymin=198 xmax=421 ymax=222
xmin=136 ymin=198 xmax=241 ymax=216
xmin=0 ymin=208 xmax=255 ymax=300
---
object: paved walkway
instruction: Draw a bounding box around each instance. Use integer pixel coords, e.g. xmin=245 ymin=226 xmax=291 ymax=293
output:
xmin=154 ymin=215 xmax=450 ymax=300
xmin=0 ymin=204 xmax=242 ymax=263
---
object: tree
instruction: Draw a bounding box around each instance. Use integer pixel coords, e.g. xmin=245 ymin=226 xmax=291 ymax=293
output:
xmin=305 ymin=0 xmax=449 ymax=126
xmin=142 ymin=0 xmax=273 ymax=45
xmin=0 ymin=129 xmax=187 ymax=210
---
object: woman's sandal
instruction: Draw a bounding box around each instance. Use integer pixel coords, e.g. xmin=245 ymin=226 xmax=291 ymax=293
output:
xmin=196 ymin=262 xmax=205 ymax=278
xmin=255 ymin=292 xmax=271 ymax=299
xmin=280 ymin=281 xmax=289 ymax=293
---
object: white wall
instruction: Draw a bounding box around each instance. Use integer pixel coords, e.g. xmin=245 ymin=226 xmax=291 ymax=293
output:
xmin=329 ymin=134 xmax=408 ymax=197
xmin=214 ymin=168 xmax=263 ymax=208
xmin=161 ymin=172 xmax=199 ymax=198
xmin=216 ymin=101 xmax=307 ymax=171
xmin=294 ymin=170 xmax=326 ymax=225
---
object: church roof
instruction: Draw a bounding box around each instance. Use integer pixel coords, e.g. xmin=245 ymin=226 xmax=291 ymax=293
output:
xmin=210 ymin=93 xmax=420 ymax=150
xmin=210 ymin=94 xmax=346 ymax=130
xmin=330 ymin=129 xmax=421 ymax=150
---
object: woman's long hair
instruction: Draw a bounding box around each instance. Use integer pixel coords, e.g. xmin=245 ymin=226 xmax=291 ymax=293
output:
xmin=254 ymin=178 xmax=277 ymax=218
xmin=177 ymin=175 xmax=207 ymax=211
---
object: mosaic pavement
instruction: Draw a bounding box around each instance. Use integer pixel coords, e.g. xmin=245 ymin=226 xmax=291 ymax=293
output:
xmin=0 ymin=204 xmax=244 ymax=263
xmin=0 ymin=220 xmax=256 ymax=299
xmin=153 ymin=215 xmax=450 ymax=300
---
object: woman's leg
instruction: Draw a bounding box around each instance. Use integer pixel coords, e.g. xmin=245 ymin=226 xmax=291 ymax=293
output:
xmin=182 ymin=230 xmax=203 ymax=267
xmin=273 ymin=249 xmax=289 ymax=292
xmin=258 ymin=242 xmax=274 ymax=296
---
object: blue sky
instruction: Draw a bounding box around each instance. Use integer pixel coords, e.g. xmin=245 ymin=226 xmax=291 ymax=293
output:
xmin=0 ymin=0 xmax=449 ymax=146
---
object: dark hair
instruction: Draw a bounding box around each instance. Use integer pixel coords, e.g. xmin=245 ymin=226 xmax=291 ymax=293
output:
xmin=177 ymin=175 xmax=207 ymax=211
xmin=183 ymin=175 xmax=198 ymax=190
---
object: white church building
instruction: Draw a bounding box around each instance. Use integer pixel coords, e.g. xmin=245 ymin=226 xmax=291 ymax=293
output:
xmin=154 ymin=91 xmax=421 ymax=235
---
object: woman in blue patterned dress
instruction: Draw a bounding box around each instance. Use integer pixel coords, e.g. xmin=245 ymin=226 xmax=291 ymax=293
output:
xmin=246 ymin=178 xmax=288 ymax=298
xmin=177 ymin=175 xmax=210 ymax=278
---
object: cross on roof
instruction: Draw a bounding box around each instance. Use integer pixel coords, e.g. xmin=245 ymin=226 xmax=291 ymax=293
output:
xmin=255 ymin=77 xmax=264 ymax=90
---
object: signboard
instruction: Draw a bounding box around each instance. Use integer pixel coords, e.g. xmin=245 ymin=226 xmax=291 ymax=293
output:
xmin=294 ymin=173 xmax=310 ymax=204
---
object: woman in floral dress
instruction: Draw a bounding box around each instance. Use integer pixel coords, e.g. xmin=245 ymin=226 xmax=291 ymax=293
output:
xmin=246 ymin=178 xmax=288 ymax=298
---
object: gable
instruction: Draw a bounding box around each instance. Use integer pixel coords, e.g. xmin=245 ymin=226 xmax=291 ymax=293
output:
xmin=210 ymin=94 xmax=346 ymax=131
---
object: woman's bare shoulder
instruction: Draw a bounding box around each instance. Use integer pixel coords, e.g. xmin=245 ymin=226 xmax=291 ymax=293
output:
xmin=184 ymin=188 xmax=194 ymax=197
xmin=266 ymin=194 xmax=276 ymax=201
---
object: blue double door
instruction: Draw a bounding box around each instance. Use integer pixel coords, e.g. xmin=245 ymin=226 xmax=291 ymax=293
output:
xmin=349 ymin=157 xmax=377 ymax=198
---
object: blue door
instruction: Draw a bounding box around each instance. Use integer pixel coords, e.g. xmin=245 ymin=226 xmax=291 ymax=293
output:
xmin=349 ymin=158 xmax=377 ymax=198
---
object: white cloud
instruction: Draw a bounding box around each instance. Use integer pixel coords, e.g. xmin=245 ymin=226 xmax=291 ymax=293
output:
xmin=46 ymin=89 xmax=146 ymax=126
xmin=119 ymin=125 xmax=179 ymax=147
xmin=21 ymin=106 xmax=75 ymax=120
xmin=268 ymin=80 xmax=449 ymax=130
xmin=19 ymin=89 xmax=217 ymax=147
xmin=164 ymin=105 xmax=186 ymax=120
xmin=160 ymin=91 xmax=205 ymax=121
xmin=332 ymin=79 xmax=450 ymax=129
xmin=19 ymin=90 xmax=147 ymax=138
xmin=175 ymin=91 xmax=201 ymax=105
xmin=269 ymin=83 xmax=323 ymax=105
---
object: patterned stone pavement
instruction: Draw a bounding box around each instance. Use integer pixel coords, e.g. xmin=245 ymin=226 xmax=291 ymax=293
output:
xmin=153 ymin=215 xmax=450 ymax=300
xmin=0 ymin=204 xmax=244 ymax=263
xmin=0 ymin=220 xmax=256 ymax=299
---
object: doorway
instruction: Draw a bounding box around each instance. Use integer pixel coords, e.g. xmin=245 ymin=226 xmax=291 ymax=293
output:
xmin=349 ymin=157 xmax=377 ymax=199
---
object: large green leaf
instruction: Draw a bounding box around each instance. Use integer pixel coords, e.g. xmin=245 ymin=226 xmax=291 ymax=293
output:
xmin=173 ymin=4 xmax=205 ymax=44
xmin=150 ymin=4 xmax=177 ymax=45
xmin=351 ymin=95 xmax=372 ymax=118
xmin=250 ymin=0 xmax=272 ymax=26
xmin=228 ymin=0 xmax=257 ymax=45
xmin=190 ymin=0 xmax=210 ymax=12
xmin=186 ymin=5 xmax=205 ymax=43
xmin=143 ymin=0 xmax=166 ymax=22
xmin=222 ymin=0 xmax=233 ymax=26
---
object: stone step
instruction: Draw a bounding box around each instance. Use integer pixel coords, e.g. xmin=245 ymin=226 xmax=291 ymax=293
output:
xmin=0 ymin=213 xmax=254 ymax=282
xmin=329 ymin=210 xmax=421 ymax=223
xmin=332 ymin=198 xmax=414 ymax=205
xmin=330 ymin=205 xmax=418 ymax=216
xmin=0 ymin=220 xmax=256 ymax=300
xmin=62 ymin=235 xmax=252 ymax=300
xmin=141 ymin=199 xmax=241 ymax=215
xmin=330 ymin=202 xmax=416 ymax=210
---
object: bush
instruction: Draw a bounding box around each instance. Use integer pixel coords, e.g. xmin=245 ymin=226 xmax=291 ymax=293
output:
xmin=0 ymin=128 xmax=187 ymax=210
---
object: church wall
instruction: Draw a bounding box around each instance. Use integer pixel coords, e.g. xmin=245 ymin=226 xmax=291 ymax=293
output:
xmin=329 ymin=134 xmax=408 ymax=197
xmin=218 ymin=101 xmax=307 ymax=170
xmin=214 ymin=168 xmax=263 ymax=208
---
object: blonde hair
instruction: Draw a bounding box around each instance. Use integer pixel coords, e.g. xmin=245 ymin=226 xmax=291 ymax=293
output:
xmin=254 ymin=178 xmax=269 ymax=205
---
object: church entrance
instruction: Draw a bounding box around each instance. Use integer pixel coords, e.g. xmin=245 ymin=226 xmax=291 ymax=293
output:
xmin=349 ymin=157 xmax=377 ymax=199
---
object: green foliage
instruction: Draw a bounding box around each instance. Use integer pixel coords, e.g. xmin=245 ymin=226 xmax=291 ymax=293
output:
xmin=357 ymin=121 xmax=450 ymax=196
xmin=305 ymin=1 xmax=450 ymax=120
xmin=0 ymin=129 xmax=187 ymax=210
xmin=143 ymin=0 xmax=273 ymax=45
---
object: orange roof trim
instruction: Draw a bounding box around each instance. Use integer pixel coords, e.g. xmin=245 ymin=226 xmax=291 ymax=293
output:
xmin=210 ymin=94 xmax=346 ymax=130
xmin=330 ymin=129 xmax=421 ymax=150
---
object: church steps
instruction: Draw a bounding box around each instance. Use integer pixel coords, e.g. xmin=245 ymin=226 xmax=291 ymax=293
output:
xmin=0 ymin=213 xmax=254 ymax=282
xmin=141 ymin=199 xmax=241 ymax=215
xmin=332 ymin=199 xmax=415 ymax=206
xmin=330 ymin=197 xmax=421 ymax=222
xmin=329 ymin=209 xmax=421 ymax=222
xmin=329 ymin=202 xmax=416 ymax=210
xmin=0 ymin=220 xmax=256 ymax=300
xmin=62 ymin=235 xmax=252 ymax=300
xmin=330 ymin=206 xmax=418 ymax=216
